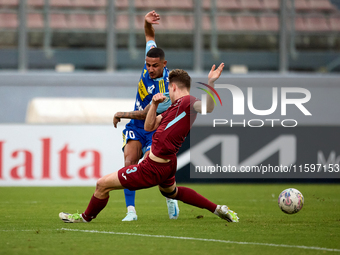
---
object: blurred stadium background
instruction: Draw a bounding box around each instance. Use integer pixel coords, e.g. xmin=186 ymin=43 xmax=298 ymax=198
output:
xmin=0 ymin=0 xmax=340 ymax=186
xmin=0 ymin=0 xmax=340 ymax=71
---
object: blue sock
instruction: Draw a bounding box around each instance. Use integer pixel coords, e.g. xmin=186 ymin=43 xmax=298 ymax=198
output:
xmin=124 ymin=189 xmax=135 ymax=207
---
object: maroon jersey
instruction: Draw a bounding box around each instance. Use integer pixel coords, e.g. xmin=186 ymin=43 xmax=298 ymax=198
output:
xmin=151 ymin=95 xmax=200 ymax=159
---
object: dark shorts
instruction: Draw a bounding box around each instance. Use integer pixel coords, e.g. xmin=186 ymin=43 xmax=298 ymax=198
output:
xmin=118 ymin=156 xmax=177 ymax=191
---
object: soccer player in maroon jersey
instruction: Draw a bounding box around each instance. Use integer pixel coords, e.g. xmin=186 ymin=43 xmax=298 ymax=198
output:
xmin=59 ymin=63 xmax=239 ymax=223
xmin=113 ymin=10 xmax=179 ymax=222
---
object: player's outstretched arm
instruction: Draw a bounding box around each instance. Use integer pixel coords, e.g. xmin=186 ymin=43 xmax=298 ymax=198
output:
xmin=145 ymin=10 xmax=160 ymax=43
xmin=193 ymin=63 xmax=225 ymax=114
xmin=144 ymin=93 xmax=165 ymax=132
xmin=113 ymin=104 xmax=150 ymax=128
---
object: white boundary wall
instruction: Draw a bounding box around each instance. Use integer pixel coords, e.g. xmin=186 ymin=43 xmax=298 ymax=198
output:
xmin=0 ymin=125 xmax=125 ymax=186
xmin=26 ymin=98 xmax=135 ymax=124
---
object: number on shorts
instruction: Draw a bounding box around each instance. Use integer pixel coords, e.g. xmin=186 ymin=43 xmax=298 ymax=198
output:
xmin=126 ymin=130 xmax=135 ymax=139
xmin=126 ymin=167 xmax=137 ymax=174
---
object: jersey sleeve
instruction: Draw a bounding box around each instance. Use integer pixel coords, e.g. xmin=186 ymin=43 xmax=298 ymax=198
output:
xmin=190 ymin=96 xmax=200 ymax=112
xmin=149 ymin=92 xmax=171 ymax=114
xmin=145 ymin=40 xmax=157 ymax=57
xmin=156 ymin=92 xmax=171 ymax=113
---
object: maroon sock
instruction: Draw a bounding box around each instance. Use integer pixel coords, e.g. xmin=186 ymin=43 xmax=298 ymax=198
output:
xmin=82 ymin=194 xmax=109 ymax=222
xmin=174 ymin=186 xmax=217 ymax=213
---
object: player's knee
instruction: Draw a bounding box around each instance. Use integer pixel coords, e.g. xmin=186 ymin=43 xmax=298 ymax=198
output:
xmin=124 ymin=154 xmax=139 ymax=166
xmin=124 ymin=159 xmax=138 ymax=167
xmin=96 ymin=177 xmax=107 ymax=193
xmin=160 ymin=187 xmax=177 ymax=199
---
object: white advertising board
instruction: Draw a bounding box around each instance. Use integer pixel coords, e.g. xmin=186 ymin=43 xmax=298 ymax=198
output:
xmin=0 ymin=125 xmax=125 ymax=186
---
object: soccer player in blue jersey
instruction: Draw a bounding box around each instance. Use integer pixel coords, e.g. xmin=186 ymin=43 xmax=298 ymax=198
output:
xmin=59 ymin=62 xmax=240 ymax=224
xmin=113 ymin=10 xmax=179 ymax=221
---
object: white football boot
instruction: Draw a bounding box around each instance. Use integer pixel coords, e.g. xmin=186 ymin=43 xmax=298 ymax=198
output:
xmin=59 ymin=212 xmax=86 ymax=223
xmin=167 ymin=199 xmax=179 ymax=219
xmin=215 ymin=205 xmax=239 ymax=222
xmin=122 ymin=211 xmax=138 ymax=221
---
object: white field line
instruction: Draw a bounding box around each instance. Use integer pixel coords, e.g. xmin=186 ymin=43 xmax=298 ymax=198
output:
xmin=60 ymin=228 xmax=340 ymax=252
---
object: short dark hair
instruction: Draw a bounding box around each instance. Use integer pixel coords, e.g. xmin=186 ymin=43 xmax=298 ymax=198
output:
xmin=169 ymin=69 xmax=191 ymax=90
xmin=146 ymin=47 xmax=165 ymax=60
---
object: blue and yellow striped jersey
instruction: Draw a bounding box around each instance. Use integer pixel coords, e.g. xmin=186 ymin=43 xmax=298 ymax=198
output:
xmin=129 ymin=40 xmax=171 ymax=129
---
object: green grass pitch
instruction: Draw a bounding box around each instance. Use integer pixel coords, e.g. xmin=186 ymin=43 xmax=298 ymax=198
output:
xmin=1 ymin=184 xmax=340 ymax=255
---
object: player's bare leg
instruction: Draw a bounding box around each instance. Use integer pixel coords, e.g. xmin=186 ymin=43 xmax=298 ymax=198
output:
xmin=95 ymin=171 xmax=125 ymax=198
xmin=122 ymin=140 xmax=143 ymax=221
xmin=124 ymin=140 xmax=143 ymax=166
xmin=159 ymin=183 xmax=239 ymax=222
xmin=123 ymin=141 xmax=180 ymax=220
xmin=59 ymin=171 xmax=124 ymax=223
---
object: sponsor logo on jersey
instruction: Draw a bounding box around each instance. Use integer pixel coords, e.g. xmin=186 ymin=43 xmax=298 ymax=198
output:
xmin=138 ymin=79 xmax=148 ymax=101
xmin=148 ymin=85 xmax=155 ymax=94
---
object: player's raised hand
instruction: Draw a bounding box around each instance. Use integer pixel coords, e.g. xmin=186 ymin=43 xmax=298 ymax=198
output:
xmin=145 ymin=10 xmax=160 ymax=25
xmin=208 ymin=63 xmax=225 ymax=83
xmin=152 ymin=93 xmax=166 ymax=104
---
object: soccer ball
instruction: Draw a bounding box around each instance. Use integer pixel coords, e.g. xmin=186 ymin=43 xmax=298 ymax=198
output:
xmin=278 ymin=188 xmax=304 ymax=214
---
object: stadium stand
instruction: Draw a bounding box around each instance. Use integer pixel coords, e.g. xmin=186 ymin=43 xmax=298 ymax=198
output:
xmin=165 ymin=15 xmax=194 ymax=31
xmin=170 ymin=0 xmax=193 ymax=10
xmin=0 ymin=0 xmax=18 ymax=7
xmin=72 ymin=0 xmax=98 ymax=9
xmin=115 ymin=0 xmax=128 ymax=9
xmin=203 ymin=0 xmax=242 ymax=11
xmin=96 ymin=0 xmax=107 ymax=8
xmin=202 ymin=14 xmax=211 ymax=31
xmin=294 ymin=0 xmax=312 ymax=12
xmin=239 ymin=0 xmax=263 ymax=11
xmin=115 ymin=14 xmax=130 ymax=30
xmin=27 ymin=13 xmax=44 ymax=29
xmin=143 ymin=0 xmax=168 ymax=9
xmin=309 ymin=0 xmax=336 ymax=12
xmin=28 ymin=0 xmax=44 ymax=8
xmin=304 ymin=14 xmax=331 ymax=31
xmin=329 ymin=15 xmax=340 ymax=31
xmin=0 ymin=13 xmax=17 ymax=29
xmin=0 ymin=0 xmax=338 ymax=33
xmin=92 ymin=14 xmax=106 ymax=30
xmin=258 ymin=15 xmax=279 ymax=31
xmin=262 ymin=0 xmax=279 ymax=11
xmin=0 ymin=0 xmax=339 ymax=70
xmin=295 ymin=17 xmax=308 ymax=32
xmin=135 ymin=15 xmax=146 ymax=30
xmin=68 ymin=14 xmax=94 ymax=30
xmin=235 ymin=15 xmax=260 ymax=31
xmin=216 ymin=15 xmax=237 ymax=31
xmin=50 ymin=0 xmax=72 ymax=8
xmin=50 ymin=14 xmax=68 ymax=29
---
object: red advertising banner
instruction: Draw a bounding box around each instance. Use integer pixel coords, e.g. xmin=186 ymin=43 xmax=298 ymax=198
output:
xmin=0 ymin=125 xmax=124 ymax=186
